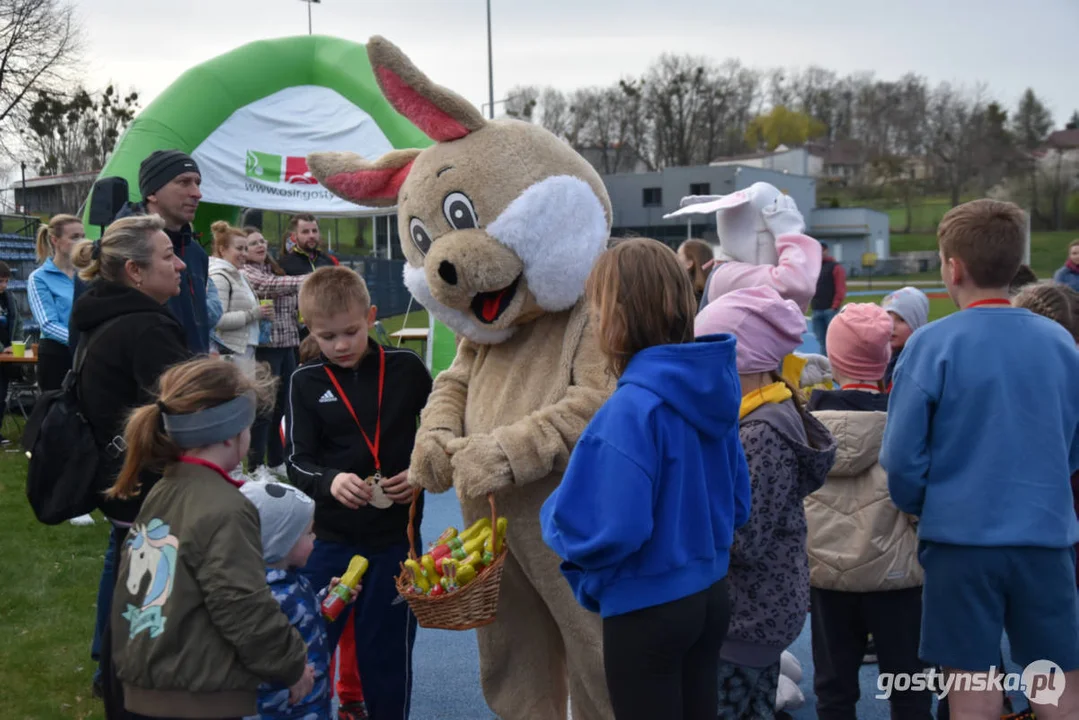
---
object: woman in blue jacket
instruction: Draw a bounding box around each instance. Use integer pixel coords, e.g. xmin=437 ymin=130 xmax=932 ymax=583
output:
xmin=541 ymin=238 xmax=751 ymax=720
xmin=28 ymin=214 xmax=83 ymax=390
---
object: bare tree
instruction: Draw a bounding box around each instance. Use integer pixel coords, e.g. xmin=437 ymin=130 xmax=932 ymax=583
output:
xmin=0 ymin=0 xmax=80 ymax=155
xmin=22 ymin=83 xmax=139 ymax=175
xmin=503 ymin=85 xmax=538 ymax=121
xmin=925 ymin=83 xmax=991 ymax=207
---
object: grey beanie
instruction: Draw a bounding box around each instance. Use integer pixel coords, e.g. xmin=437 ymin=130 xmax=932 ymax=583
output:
xmin=882 ymin=286 xmax=930 ymax=332
xmin=139 ymin=149 xmax=200 ymax=199
xmin=239 ymin=481 xmax=315 ymax=564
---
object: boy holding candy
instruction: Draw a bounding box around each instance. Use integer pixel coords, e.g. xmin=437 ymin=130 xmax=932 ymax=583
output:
xmin=240 ymin=481 xmax=361 ymax=719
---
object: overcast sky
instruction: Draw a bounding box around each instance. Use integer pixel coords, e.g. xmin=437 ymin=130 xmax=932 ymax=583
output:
xmin=76 ymin=0 xmax=1076 ymax=127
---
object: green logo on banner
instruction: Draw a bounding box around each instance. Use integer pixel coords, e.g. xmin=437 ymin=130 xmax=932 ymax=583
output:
xmin=246 ymin=150 xmax=282 ymax=181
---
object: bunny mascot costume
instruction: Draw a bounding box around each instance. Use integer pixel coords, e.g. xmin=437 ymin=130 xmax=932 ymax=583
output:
xmin=308 ymin=36 xmax=615 ymax=720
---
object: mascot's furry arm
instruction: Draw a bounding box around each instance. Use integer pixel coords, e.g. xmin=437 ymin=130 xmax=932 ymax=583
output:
xmin=408 ymin=340 xmax=479 ymax=493
xmin=447 ymin=304 xmax=609 ymax=499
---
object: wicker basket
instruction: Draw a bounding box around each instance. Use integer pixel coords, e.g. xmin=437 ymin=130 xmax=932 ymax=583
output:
xmin=395 ymin=491 xmax=507 ymax=631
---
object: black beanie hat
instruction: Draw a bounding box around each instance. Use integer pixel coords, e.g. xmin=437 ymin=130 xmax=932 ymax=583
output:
xmin=139 ymin=150 xmax=200 ymax=199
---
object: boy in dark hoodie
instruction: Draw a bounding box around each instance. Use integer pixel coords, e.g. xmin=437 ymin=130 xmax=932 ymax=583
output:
xmin=696 ymin=285 xmax=837 ymax=720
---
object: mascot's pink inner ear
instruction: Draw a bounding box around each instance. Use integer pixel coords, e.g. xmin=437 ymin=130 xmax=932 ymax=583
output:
xmin=325 ymin=161 xmax=414 ymax=202
xmin=376 ymin=66 xmax=471 ymax=142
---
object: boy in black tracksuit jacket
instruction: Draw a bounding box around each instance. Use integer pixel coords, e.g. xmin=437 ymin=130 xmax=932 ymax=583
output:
xmin=286 ymin=269 xmax=431 ymax=720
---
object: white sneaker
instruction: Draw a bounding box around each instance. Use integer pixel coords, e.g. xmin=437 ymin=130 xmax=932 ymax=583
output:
xmin=69 ymin=514 xmax=95 ymax=527
xmin=252 ymin=465 xmax=276 ymax=484
xmin=268 ymin=464 xmax=287 ymax=479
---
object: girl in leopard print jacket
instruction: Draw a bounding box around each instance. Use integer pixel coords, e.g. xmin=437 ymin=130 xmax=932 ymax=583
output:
xmin=696 ymin=286 xmax=837 ymax=720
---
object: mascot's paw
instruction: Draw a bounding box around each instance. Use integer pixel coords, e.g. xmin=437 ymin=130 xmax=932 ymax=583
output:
xmin=762 ymin=194 xmax=806 ymax=238
xmin=408 ymin=430 xmax=456 ymax=493
xmin=447 ymin=435 xmax=513 ymax=500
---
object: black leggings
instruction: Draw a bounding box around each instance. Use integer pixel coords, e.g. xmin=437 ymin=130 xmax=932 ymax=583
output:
xmin=603 ymin=578 xmax=730 ymax=720
xmin=36 ymin=338 xmax=71 ymax=391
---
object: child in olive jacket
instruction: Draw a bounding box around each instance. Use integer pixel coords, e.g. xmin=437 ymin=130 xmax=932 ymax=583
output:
xmin=109 ymin=358 xmax=312 ymax=720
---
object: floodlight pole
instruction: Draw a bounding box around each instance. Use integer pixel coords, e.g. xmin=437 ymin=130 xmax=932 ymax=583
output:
xmin=486 ymin=0 xmax=494 ymax=119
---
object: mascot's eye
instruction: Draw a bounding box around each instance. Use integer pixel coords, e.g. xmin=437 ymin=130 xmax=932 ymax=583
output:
xmin=409 ymin=218 xmax=432 ymax=255
xmin=443 ymin=192 xmax=478 ymax=230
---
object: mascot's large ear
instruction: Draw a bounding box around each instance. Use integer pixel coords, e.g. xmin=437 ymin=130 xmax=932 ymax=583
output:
xmin=367 ymin=35 xmax=487 ymax=142
xmin=307 ymin=149 xmax=421 ymax=208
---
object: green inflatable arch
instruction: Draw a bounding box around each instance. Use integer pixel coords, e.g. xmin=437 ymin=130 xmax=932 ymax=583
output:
xmin=83 ymin=34 xmax=432 ymax=239
xmin=84 ymin=34 xmax=461 ymax=375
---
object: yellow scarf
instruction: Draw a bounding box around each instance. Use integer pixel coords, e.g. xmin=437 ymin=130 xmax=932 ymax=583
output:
xmin=739 ymin=381 xmax=793 ymax=420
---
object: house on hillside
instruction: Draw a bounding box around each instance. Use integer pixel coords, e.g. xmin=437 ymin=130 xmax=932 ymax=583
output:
xmin=816 ymin=139 xmax=867 ymax=184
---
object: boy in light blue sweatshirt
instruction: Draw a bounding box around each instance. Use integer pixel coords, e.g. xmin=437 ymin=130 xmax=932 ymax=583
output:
xmin=881 ymin=199 xmax=1079 ymax=719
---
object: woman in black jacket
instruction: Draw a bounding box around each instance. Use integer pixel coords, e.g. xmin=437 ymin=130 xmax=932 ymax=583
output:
xmin=69 ymin=213 xmax=191 ymax=717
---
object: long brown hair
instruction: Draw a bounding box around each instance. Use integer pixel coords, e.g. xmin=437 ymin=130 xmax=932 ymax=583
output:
xmin=109 ymin=358 xmax=277 ymax=499
xmin=586 ymin=238 xmax=697 ymax=377
xmin=244 ymin=225 xmax=286 ymax=276
xmin=679 ymin=239 xmax=714 ymax=299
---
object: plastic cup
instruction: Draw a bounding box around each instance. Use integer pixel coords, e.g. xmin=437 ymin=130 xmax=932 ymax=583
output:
xmin=12 ymin=341 xmax=25 ymax=357
xmin=260 ymin=299 xmax=273 ymax=307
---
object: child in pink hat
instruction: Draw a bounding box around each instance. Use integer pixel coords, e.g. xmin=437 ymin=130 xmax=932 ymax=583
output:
xmin=696 ymin=286 xmax=837 ymax=719
xmin=805 ymin=304 xmax=930 ymax=719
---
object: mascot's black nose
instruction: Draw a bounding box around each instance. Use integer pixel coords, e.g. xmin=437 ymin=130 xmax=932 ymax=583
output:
xmin=438 ymin=260 xmax=458 ymax=286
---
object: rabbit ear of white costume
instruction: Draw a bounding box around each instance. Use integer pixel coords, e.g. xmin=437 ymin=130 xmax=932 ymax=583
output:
xmin=664 ymin=189 xmax=752 ymax=219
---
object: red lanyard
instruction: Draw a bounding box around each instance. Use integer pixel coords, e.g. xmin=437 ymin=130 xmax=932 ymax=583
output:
xmin=324 ymin=345 xmax=385 ymax=476
xmin=841 ymin=383 xmax=880 ymax=392
xmin=178 ymin=456 xmax=243 ymax=488
xmin=964 ymin=298 xmax=1011 ymax=309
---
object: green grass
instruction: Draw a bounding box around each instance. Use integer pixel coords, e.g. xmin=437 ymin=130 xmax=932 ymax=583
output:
xmin=0 ymin=441 xmax=108 ymax=720
xmin=879 ymin=230 xmax=1076 ymax=283
xmin=843 ymin=293 xmax=957 ymax=322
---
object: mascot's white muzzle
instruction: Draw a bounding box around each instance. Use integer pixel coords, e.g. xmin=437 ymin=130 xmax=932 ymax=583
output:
xmin=403 ymin=175 xmax=609 ymax=345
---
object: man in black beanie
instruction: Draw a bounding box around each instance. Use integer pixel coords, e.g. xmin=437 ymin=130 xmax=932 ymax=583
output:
xmin=71 ymin=150 xmax=212 ymax=354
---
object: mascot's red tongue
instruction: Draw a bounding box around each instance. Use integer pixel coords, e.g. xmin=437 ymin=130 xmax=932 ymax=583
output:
xmin=481 ymin=290 xmax=505 ymax=322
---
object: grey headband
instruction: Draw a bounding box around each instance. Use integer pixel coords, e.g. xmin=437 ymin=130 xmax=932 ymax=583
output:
xmin=161 ymin=391 xmax=257 ymax=449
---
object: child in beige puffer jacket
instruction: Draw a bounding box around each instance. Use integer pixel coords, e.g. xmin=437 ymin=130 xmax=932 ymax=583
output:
xmin=805 ymin=304 xmax=930 ymax=720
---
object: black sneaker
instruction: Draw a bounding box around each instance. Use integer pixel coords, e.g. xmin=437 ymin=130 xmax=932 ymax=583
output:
xmin=0 ymin=437 xmax=11 ymax=447
xmin=92 ymin=675 xmax=103 ymax=699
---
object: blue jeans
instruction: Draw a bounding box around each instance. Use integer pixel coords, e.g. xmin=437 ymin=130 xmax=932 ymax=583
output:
xmin=300 ymin=537 xmax=418 ymax=720
xmin=812 ymin=309 xmax=838 ymax=356
xmin=247 ymin=346 xmax=297 ymax=469
xmin=91 ymin=526 xmax=121 ymax=682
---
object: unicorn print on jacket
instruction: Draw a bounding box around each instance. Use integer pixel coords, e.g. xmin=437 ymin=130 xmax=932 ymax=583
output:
xmin=120 ymin=518 xmax=179 ymax=639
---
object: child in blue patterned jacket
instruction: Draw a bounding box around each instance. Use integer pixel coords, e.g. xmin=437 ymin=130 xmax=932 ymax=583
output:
xmin=241 ymin=481 xmax=361 ymax=719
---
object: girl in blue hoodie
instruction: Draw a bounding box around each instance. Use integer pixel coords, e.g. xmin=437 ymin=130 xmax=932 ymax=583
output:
xmin=541 ymin=238 xmax=751 ymax=720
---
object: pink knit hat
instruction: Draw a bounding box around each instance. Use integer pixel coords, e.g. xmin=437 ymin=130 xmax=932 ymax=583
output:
xmin=695 ymin=286 xmax=806 ymax=373
xmin=826 ymin=303 xmax=894 ymax=381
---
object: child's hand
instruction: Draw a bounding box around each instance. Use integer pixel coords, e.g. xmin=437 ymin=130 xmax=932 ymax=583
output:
xmin=329 ymin=576 xmax=362 ymax=604
xmin=380 ymin=469 xmax=415 ymax=504
xmin=331 ymin=473 xmax=373 ymax=509
xmin=289 ymin=664 xmax=316 ymax=704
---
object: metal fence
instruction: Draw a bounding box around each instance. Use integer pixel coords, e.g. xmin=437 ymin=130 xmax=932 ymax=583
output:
xmin=337 ymin=255 xmax=419 ymax=319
